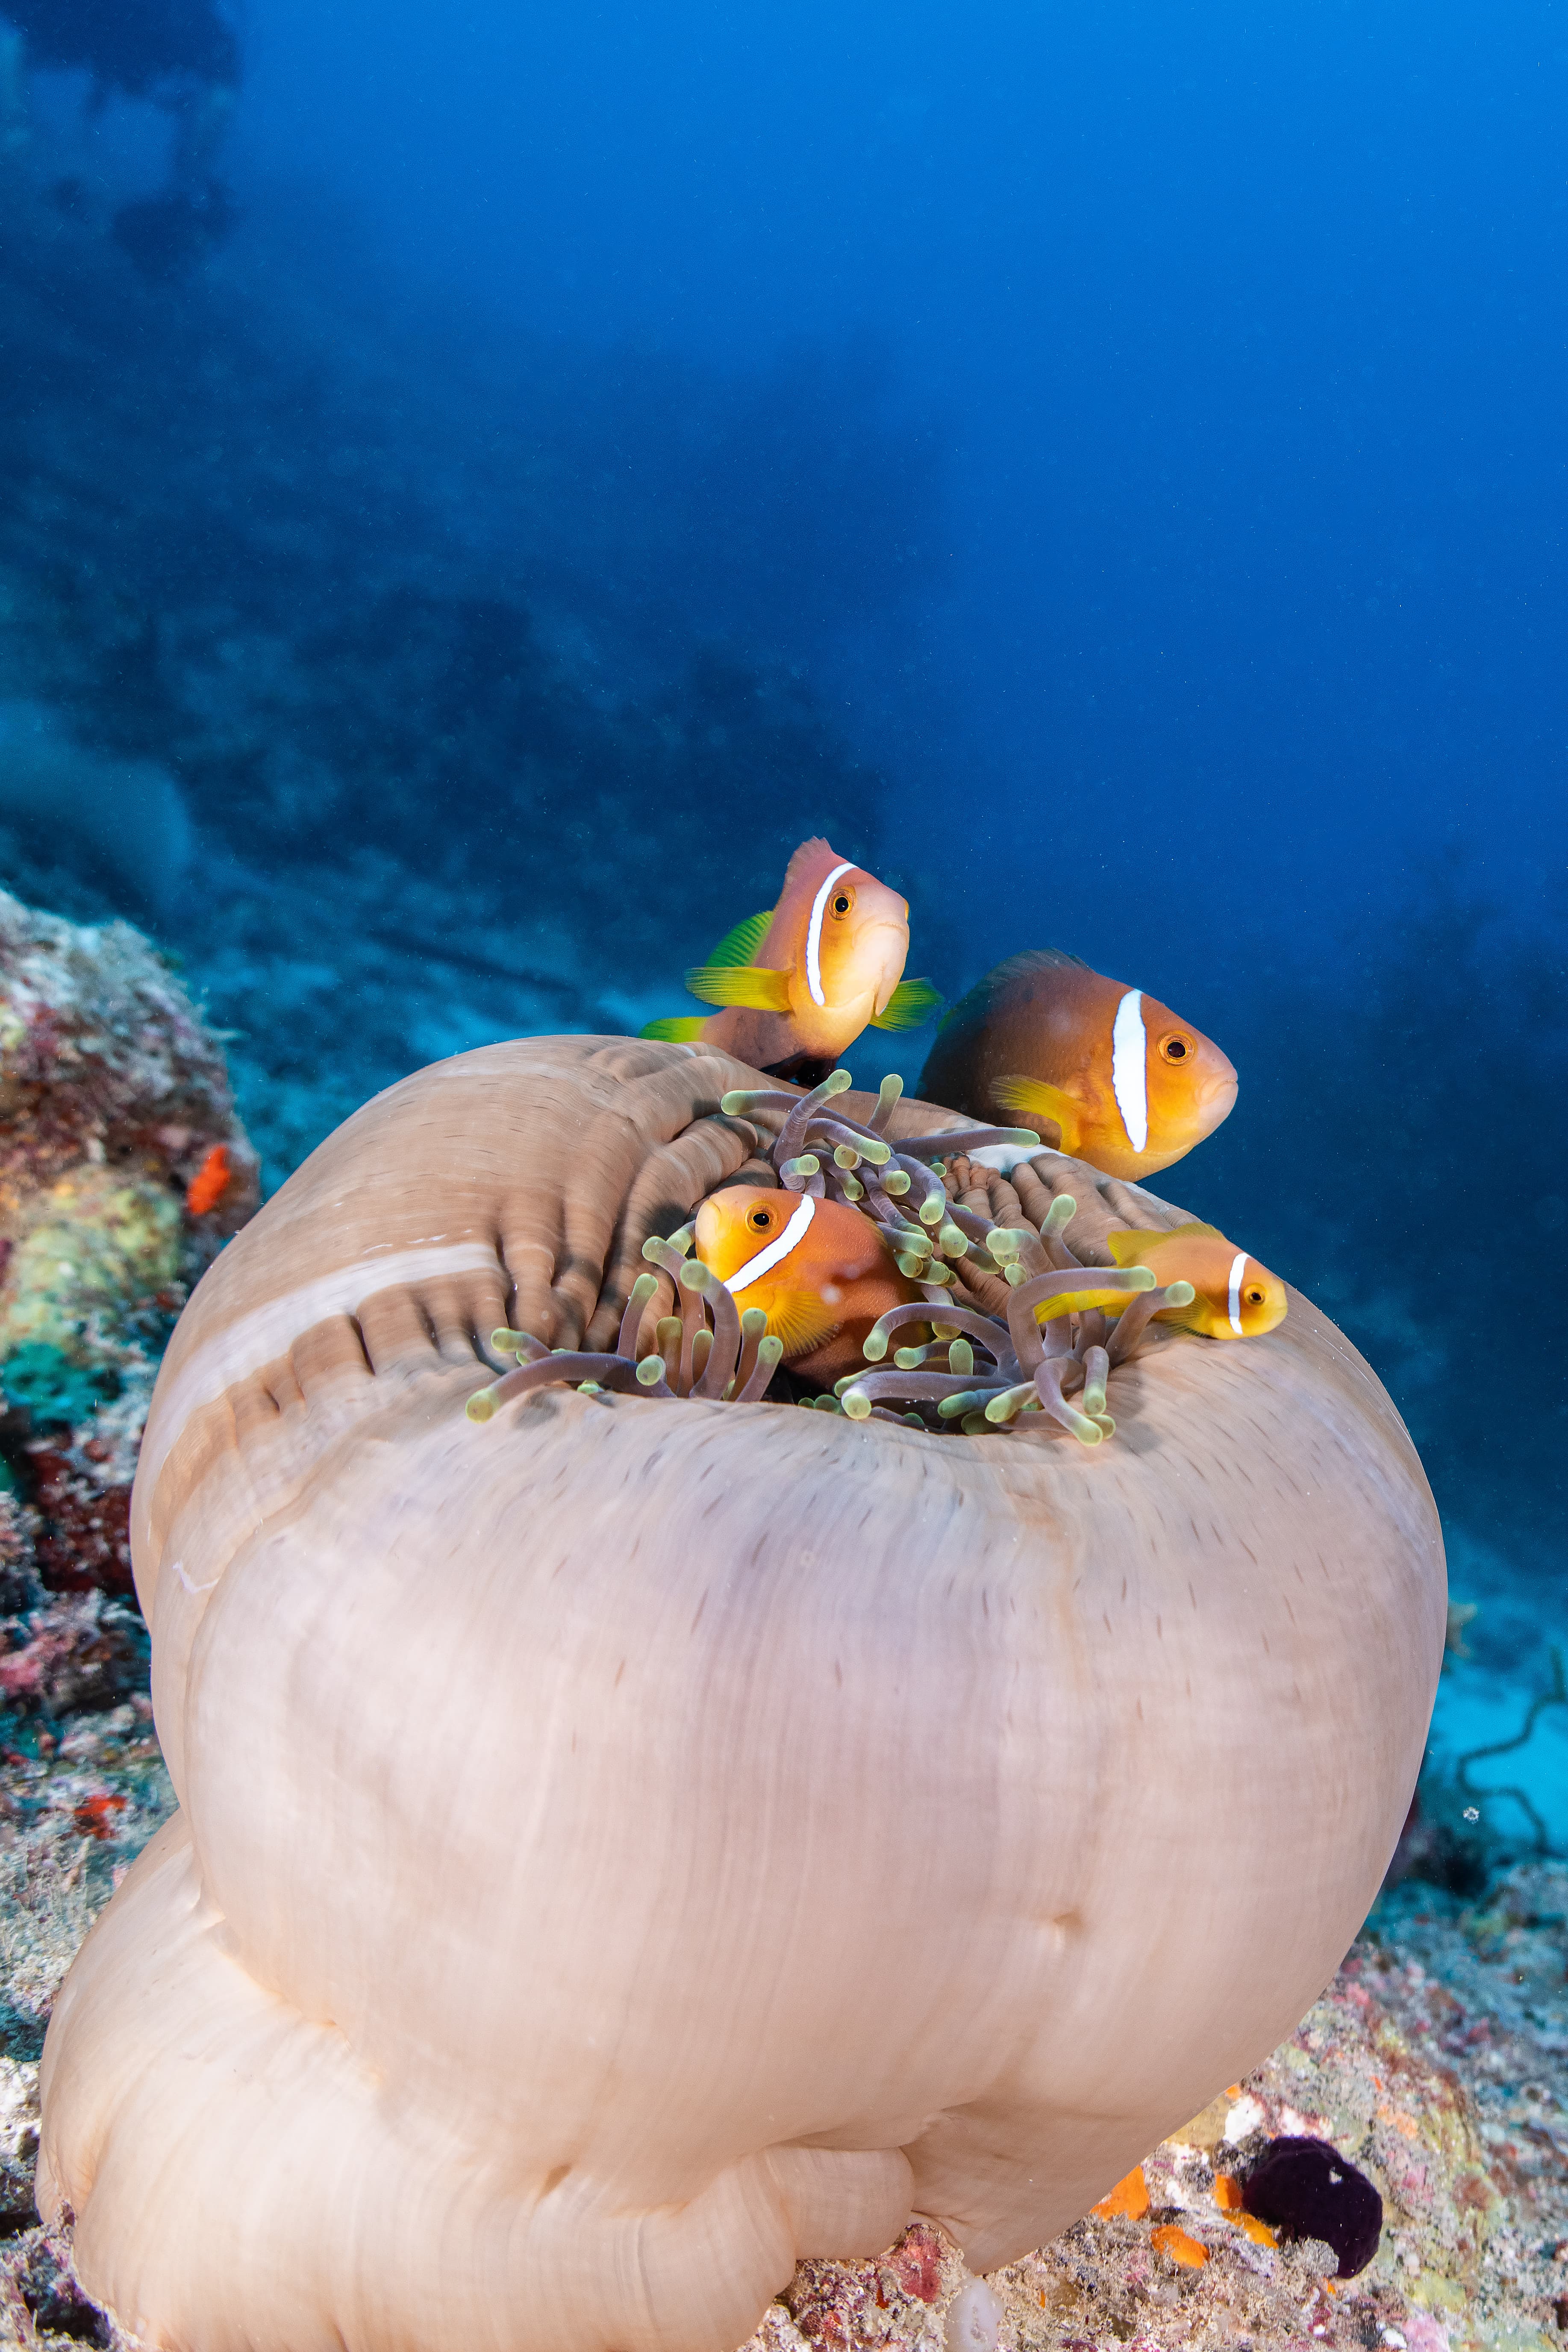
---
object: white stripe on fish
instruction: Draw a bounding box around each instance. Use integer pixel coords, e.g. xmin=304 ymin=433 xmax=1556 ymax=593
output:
xmin=1110 ymin=988 xmax=1148 ymax=1155
xmin=724 ymin=1193 xmax=818 ymax=1292
xmin=804 ymin=860 xmax=856 ymax=1008
xmin=1227 ymin=1250 xmax=1248 ymax=1336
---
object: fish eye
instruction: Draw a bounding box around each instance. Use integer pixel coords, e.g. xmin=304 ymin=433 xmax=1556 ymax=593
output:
xmin=830 ymin=886 xmax=856 ymax=920
xmin=747 ymin=1206 xmax=774 ymax=1232
xmin=1246 ymin=1287 xmax=1266 ymax=1305
xmin=1160 ymin=1035 xmax=1191 ymax=1064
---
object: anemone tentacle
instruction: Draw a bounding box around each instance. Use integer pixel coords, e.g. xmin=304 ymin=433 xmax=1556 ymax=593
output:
xmin=471 ymin=1075 xmax=1210 ymax=1443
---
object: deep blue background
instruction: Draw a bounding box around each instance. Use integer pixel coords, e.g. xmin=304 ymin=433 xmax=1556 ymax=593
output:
xmin=237 ymin=0 xmax=1568 ymax=980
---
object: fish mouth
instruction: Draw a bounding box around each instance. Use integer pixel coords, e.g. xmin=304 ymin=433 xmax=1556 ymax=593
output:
xmin=1197 ymin=1062 xmax=1239 ymax=1117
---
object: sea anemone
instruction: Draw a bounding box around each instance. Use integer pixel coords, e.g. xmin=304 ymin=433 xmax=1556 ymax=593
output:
xmin=37 ymin=1035 xmax=1446 ymax=2352
xmin=467 ymin=1235 xmax=788 ymax=1417
xmin=467 ymin=1069 xmax=1194 ymax=1444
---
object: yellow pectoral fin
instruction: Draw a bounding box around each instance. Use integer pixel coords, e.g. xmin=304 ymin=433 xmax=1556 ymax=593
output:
xmin=870 ymin=977 xmax=943 ymax=1032
xmin=640 ymin=1016 xmax=711 ymax=1042
xmin=1155 ymin=1295 xmax=1215 ymax=1335
xmin=704 ymin=910 xmax=773 ymax=970
xmin=992 ymin=1074 xmax=1081 ymax=1150
xmin=1035 ymin=1285 xmax=1138 ymax=1323
xmin=684 ymin=962 xmax=794 ymax=1012
xmin=767 ymin=1291 xmax=841 ymax=1358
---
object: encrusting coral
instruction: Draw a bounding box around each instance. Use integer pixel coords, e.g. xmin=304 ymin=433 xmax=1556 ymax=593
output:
xmin=0 ymin=886 xmax=259 ymax=1739
xmin=36 ymin=1033 xmax=1445 ymax=2352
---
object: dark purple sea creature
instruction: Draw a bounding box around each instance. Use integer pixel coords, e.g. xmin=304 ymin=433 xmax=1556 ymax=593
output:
xmin=1241 ymin=2136 xmax=1383 ymax=2277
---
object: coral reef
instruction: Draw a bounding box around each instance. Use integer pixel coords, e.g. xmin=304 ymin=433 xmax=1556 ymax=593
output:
xmin=0 ymin=885 xmax=256 ymax=1760
xmin=0 ymin=884 xmax=205 ymax=2331
xmin=0 ymin=884 xmax=255 ymax=1264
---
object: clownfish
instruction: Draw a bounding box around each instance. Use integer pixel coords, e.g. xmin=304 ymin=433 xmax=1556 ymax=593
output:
xmin=918 ymin=949 xmax=1236 ymax=1181
xmin=1104 ymin=1223 xmax=1288 ymax=1339
xmin=641 ymin=837 xmax=941 ymax=1082
xmin=693 ymin=1186 xmax=926 ymax=1383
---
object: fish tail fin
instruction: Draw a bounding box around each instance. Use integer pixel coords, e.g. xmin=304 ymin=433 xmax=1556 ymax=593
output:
xmin=684 ymin=963 xmax=794 ymax=1012
xmin=1105 ymin=1228 xmax=1151 ymax=1267
xmin=992 ymin=1074 xmax=1080 ymax=1149
xmin=640 ymin=1016 xmax=711 ymax=1043
xmin=870 ymin=976 xmax=943 ymax=1032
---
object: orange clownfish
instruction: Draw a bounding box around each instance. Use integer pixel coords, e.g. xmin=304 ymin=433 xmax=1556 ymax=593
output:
xmin=693 ymin=1186 xmax=926 ymax=1384
xmin=1104 ymin=1223 xmax=1288 ymax=1339
xmin=918 ymin=949 xmax=1236 ymax=1181
xmin=641 ymin=837 xmax=940 ymax=1082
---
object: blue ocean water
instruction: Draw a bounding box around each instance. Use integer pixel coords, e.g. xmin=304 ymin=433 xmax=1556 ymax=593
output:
xmin=0 ymin=2 xmax=1564 ymax=1851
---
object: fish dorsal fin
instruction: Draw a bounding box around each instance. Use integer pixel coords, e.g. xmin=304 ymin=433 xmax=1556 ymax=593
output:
xmin=684 ymin=963 xmax=794 ymax=1012
xmin=870 ymin=976 xmax=942 ymax=1032
xmin=780 ymin=837 xmax=841 ymax=896
xmin=767 ymin=1291 xmax=839 ymax=1358
xmin=704 ymin=910 xmax=773 ymax=970
xmin=1107 ymin=1220 xmax=1225 ymax=1267
xmin=936 ymin=948 xmax=1092 ymax=1032
xmin=985 ymin=947 xmax=1092 ymax=982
